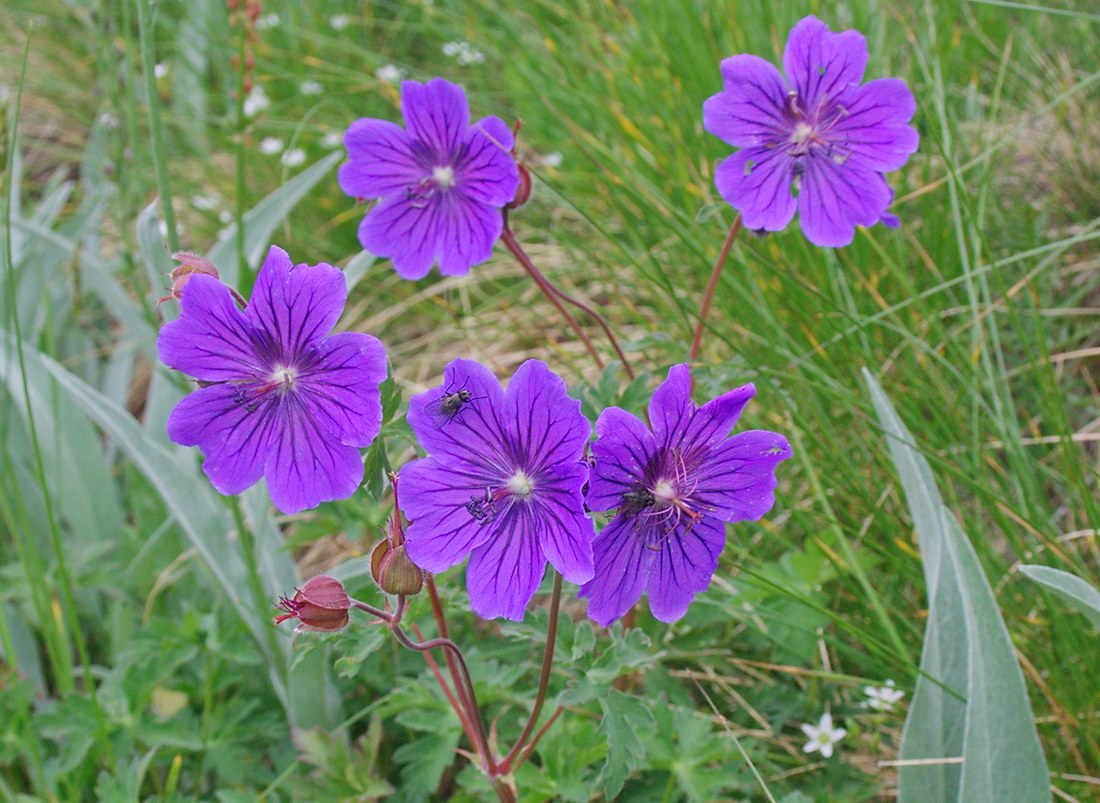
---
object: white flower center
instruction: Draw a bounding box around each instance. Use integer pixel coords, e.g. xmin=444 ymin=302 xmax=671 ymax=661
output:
xmin=269 ymin=365 xmax=297 ymax=394
xmin=652 ymin=480 xmax=677 ymax=501
xmin=507 ymin=472 xmax=533 ymax=498
xmin=432 ymin=165 xmax=455 ymax=189
xmin=790 ymin=122 xmax=814 ymax=144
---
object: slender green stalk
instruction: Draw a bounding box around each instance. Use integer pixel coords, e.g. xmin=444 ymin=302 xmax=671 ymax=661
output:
xmin=135 ymin=0 xmax=179 ymax=253
xmin=230 ymin=498 xmax=286 ymax=679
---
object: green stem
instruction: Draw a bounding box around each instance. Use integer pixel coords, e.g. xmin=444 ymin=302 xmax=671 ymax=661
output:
xmin=135 ymin=0 xmax=179 ymax=253
xmin=230 ymin=498 xmax=285 ymax=678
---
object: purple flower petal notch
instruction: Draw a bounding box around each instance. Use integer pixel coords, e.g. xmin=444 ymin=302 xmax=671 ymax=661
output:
xmin=157 ymin=245 xmax=387 ymax=514
xmin=398 ymin=359 xmax=595 ymax=621
xmin=338 ymin=77 xmax=520 ymax=280
xmin=702 ymin=16 xmax=918 ymax=247
xmin=579 ymin=365 xmax=792 ymax=626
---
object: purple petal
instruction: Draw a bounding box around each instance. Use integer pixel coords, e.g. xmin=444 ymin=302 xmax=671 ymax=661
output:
xmin=157 ymin=275 xmax=261 ymax=382
xmin=695 ymin=430 xmax=792 ymax=522
xmin=167 ymin=384 xmax=276 ymax=496
xmin=714 ymin=146 xmax=798 ymax=233
xmin=338 ymin=118 xmax=421 ymax=199
xmin=798 ymin=156 xmax=892 ymax=247
xmin=504 ymin=360 xmax=590 ymax=474
xmin=357 ymin=196 xmax=440 ymax=280
xmin=682 ymin=383 xmax=756 ymax=451
xmin=299 ymin=332 xmax=386 ymax=447
xmin=465 ymin=504 xmax=546 ymax=621
xmin=435 ymin=192 xmax=503 ymax=276
xmin=402 ymin=78 xmax=469 ymax=156
xmin=782 ymin=16 xmax=867 ymax=112
xmin=399 ymin=457 xmax=498 ymax=571
xmin=648 ymin=364 xmax=694 ymax=448
xmin=246 ymin=246 xmax=347 ymax=356
xmin=264 ymin=401 xmax=364 ymax=514
xmin=459 ymin=116 xmax=520 ymax=206
xmin=407 ymin=358 xmax=511 ymax=470
xmin=531 ymin=462 xmax=594 ymax=584
xmin=646 ymin=516 xmax=726 ymax=623
xmin=579 ymin=515 xmax=653 ymax=627
xmin=703 ymin=54 xmax=791 ymax=148
xmin=586 ymin=407 xmax=656 ymax=513
xmin=833 ymin=78 xmax=919 ymax=173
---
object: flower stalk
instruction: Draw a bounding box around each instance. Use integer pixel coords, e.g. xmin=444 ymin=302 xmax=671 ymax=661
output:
xmin=689 ymin=213 xmax=742 ymax=361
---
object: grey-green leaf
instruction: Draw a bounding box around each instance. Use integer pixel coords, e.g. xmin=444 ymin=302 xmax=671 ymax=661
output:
xmin=1019 ymin=565 xmax=1100 ymax=632
xmin=863 ymin=369 xmax=1050 ymax=803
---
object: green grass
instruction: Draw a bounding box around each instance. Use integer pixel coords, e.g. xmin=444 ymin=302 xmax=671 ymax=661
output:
xmin=2 ymin=0 xmax=1099 ymax=800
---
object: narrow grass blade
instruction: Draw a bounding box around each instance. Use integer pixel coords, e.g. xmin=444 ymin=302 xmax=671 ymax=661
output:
xmin=863 ymin=369 xmax=1049 ymax=803
xmin=1019 ymin=565 xmax=1100 ymax=632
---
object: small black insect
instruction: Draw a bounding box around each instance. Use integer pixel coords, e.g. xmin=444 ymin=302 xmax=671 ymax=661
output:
xmin=619 ymin=484 xmax=656 ymax=518
xmin=425 ymin=388 xmax=474 ymax=429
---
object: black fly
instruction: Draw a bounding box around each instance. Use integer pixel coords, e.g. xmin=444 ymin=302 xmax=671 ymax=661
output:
xmin=425 ymin=388 xmax=474 ymax=429
xmin=619 ymin=483 xmax=656 ymax=518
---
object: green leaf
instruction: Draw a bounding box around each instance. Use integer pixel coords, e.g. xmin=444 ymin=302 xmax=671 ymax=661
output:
xmin=1019 ymin=565 xmax=1100 ymax=631
xmin=864 ymin=370 xmax=1049 ymax=803
xmin=597 ymin=689 xmax=653 ymax=799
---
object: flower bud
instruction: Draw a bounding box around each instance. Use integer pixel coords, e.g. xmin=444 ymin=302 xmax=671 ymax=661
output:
xmin=506 ymin=162 xmax=532 ymax=210
xmin=371 ymin=539 xmax=424 ymax=596
xmin=158 ymin=253 xmax=220 ymax=305
xmin=273 ymin=575 xmax=350 ymax=633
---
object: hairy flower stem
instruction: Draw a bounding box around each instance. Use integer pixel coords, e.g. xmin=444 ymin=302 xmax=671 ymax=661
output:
xmin=689 ymin=214 xmax=743 ymax=361
xmin=500 ymin=212 xmax=605 ymax=371
xmin=425 ymin=576 xmax=483 ymax=759
xmin=498 ymin=571 xmax=563 ymax=774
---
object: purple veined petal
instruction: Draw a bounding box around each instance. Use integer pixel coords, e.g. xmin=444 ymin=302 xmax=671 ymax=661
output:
xmin=166 ymin=383 xmax=277 ymax=496
xmin=681 ymin=383 xmax=756 ymax=451
xmin=579 ymin=515 xmax=654 ymax=627
xmin=458 ymin=116 xmax=520 ymax=206
xmin=503 ymin=360 xmax=590 ymax=475
xmin=879 ymin=210 xmax=901 ymax=228
xmin=338 ymin=118 xmax=423 ymax=199
xmin=246 ymin=246 xmax=347 ymax=357
xmin=831 ymin=78 xmax=919 ymax=173
xmin=703 ymin=54 xmax=792 ymax=148
xmin=694 ymin=429 xmax=792 ymax=522
xmin=646 ymin=516 xmax=726 ymax=623
xmin=298 ymin=331 xmax=387 ymax=447
xmin=399 ymin=457 xmax=500 ymax=571
xmin=407 ymin=358 xmax=511 ymax=471
xmin=465 ymin=504 xmax=547 ymax=621
xmin=648 ymin=364 xmax=694 ymax=449
xmin=357 ymin=195 xmax=440 ymax=280
xmin=797 ymin=155 xmax=893 ymax=247
xmin=157 ymin=275 xmax=261 ymax=382
xmin=714 ymin=146 xmax=798 ymax=233
xmin=264 ymin=397 xmax=365 ymax=514
xmin=401 ymin=77 xmax=470 ymax=157
xmin=586 ymin=407 xmax=655 ymax=512
xmin=529 ymin=462 xmax=594 ymax=584
xmin=782 ymin=16 xmax=867 ymax=113
xmin=435 ymin=191 xmax=503 ymax=276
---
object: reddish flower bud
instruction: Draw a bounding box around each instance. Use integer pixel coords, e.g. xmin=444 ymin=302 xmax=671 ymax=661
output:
xmin=274 ymin=575 xmax=350 ymax=633
xmin=506 ymin=161 xmax=532 ymax=210
xmin=371 ymin=540 xmax=424 ymax=596
xmin=158 ymin=253 xmax=220 ymax=305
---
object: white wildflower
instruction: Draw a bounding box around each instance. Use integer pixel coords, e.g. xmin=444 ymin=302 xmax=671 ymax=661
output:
xmin=322 ymin=131 xmax=343 ymax=149
xmin=542 ymin=151 xmax=563 ymax=168
xmin=259 ymin=137 xmax=285 ymax=155
xmin=442 ymin=41 xmax=485 ymax=65
xmin=300 ymin=80 xmax=323 ymax=96
xmin=861 ymin=680 xmax=905 ymax=713
xmin=154 ymin=62 xmax=169 ymax=79
xmin=280 ymin=148 xmax=306 ymax=167
xmin=255 ymin=13 xmax=280 ymax=30
xmin=375 ymin=64 xmax=406 ymax=85
xmin=243 ymin=86 xmax=270 ymax=117
xmin=329 ymin=14 xmax=350 ymax=30
xmin=800 ymin=712 xmax=846 ymax=759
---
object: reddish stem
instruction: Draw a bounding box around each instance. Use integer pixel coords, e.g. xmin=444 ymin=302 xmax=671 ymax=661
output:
xmin=689 ymin=214 xmax=743 ymax=361
xmin=512 ymin=706 xmax=564 ymax=773
xmin=408 ymin=621 xmax=481 ymax=754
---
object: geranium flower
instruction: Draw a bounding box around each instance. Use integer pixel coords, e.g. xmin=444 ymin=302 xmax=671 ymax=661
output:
xmin=158 ymin=245 xmax=386 ymax=514
xmin=338 ymin=77 xmax=519 ymax=280
xmin=801 ymin=712 xmax=847 ymax=758
xmin=578 ymin=365 xmax=791 ymax=626
xmin=702 ymin=16 xmax=918 ymax=247
xmin=398 ymin=359 xmax=594 ymax=621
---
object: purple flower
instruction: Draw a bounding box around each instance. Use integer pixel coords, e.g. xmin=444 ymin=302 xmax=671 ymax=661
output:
xmin=579 ymin=365 xmax=791 ymax=626
xmin=702 ymin=16 xmax=918 ymax=247
xmin=338 ymin=77 xmax=519 ymax=280
xmin=158 ymin=245 xmax=387 ymax=514
xmin=398 ymin=359 xmax=594 ymax=621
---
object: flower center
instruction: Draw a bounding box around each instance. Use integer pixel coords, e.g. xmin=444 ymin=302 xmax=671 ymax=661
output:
xmin=652 ymin=479 xmax=677 ymax=501
xmin=431 ymin=165 xmax=455 ymax=190
xmin=507 ymin=472 xmax=533 ymax=498
xmin=269 ymin=365 xmax=297 ymax=394
xmin=790 ymin=122 xmax=814 ymax=144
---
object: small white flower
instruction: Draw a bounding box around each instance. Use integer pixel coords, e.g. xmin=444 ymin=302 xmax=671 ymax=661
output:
xmin=154 ymin=62 xmax=169 ymax=79
xmin=800 ymin=712 xmax=846 ymax=759
xmin=442 ymin=41 xmax=485 ymax=65
xmin=191 ymin=194 xmax=220 ymax=212
xmin=255 ymin=12 xmax=280 ymax=30
xmin=98 ymin=112 xmax=119 ymax=129
xmin=218 ymin=209 xmax=233 ymax=224
xmin=542 ymin=151 xmax=563 ymax=168
xmin=243 ymin=86 xmax=270 ymax=117
xmin=280 ymin=148 xmax=306 ymax=167
xmin=458 ymin=49 xmax=485 ymax=66
xmin=442 ymin=41 xmax=462 ymax=57
xmin=322 ymin=131 xmax=343 ymax=149
xmin=861 ymin=680 xmax=905 ymax=713
xmin=259 ymin=137 xmax=285 ymax=155
xmin=329 ymin=14 xmax=350 ymax=30
xmin=300 ymin=80 xmax=322 ymax=96
xmin=375 ymin=64 xmax=406 ymax=85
